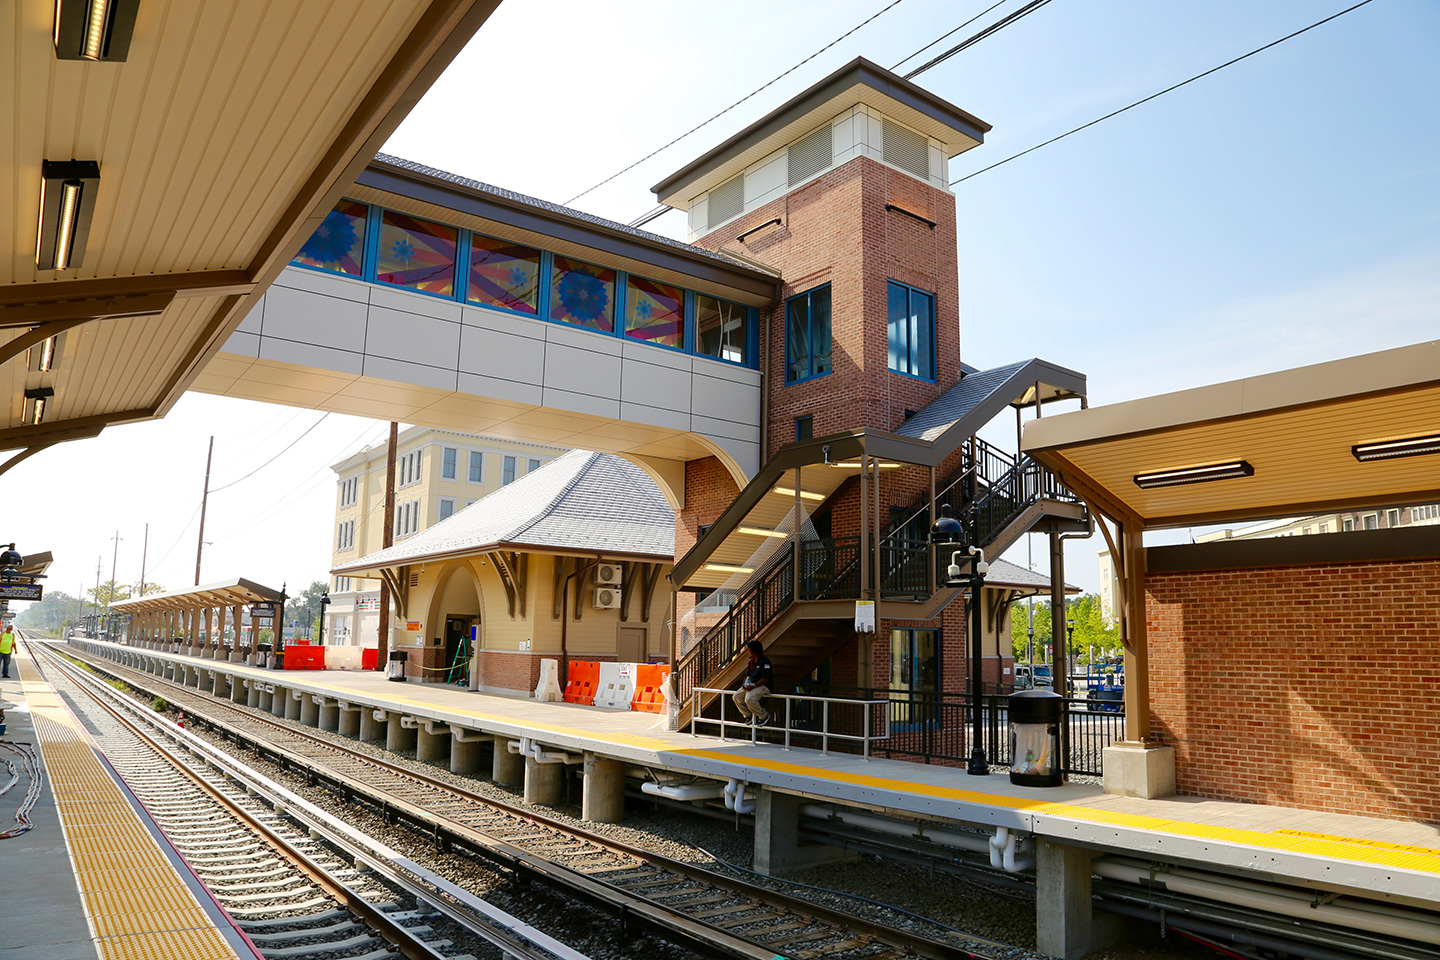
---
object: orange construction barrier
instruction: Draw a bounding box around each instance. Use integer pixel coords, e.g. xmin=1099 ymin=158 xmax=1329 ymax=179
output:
xmin=630 ymin=663 xmax=671 ymax=714
xmin=283 ymin=644 xmax=325 ymax=670
xmin=564 ymin=661 xmax=601 ymax=704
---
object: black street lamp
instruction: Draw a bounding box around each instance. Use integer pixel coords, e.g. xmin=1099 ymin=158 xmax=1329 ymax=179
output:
xmin=318 ymin=591 xmax=331 ymax=644
xmin=931 ymin=506 xmax=991 ymax=776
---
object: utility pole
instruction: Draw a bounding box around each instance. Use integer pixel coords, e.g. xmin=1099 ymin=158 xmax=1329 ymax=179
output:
xmin=108 ymin=531 xmax=122 ymax=639
xmin=195 ymin=435 xmax=214 ymax=586
xmin=138 ymin=523 xmax=149 ymax=596
xmin=377 ymin=421 xmax=398 ymax=670
xmin=93 ymin=557 xmax=102 ymax=627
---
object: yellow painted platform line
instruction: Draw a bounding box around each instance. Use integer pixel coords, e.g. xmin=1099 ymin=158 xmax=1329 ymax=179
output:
xmin=18 ymin=651 xmax=245 ymax=960
xmin=126 ymin=653 xmax=1440 ymax=880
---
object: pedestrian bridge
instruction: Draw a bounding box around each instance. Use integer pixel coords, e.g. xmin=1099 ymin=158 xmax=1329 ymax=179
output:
xmin=191 ymin=157 xmax=781 ymax=506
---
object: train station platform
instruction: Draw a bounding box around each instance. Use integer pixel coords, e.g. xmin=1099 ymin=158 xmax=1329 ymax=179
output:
xmin=73 ymin=638 xmax=1440 ymax=916
xmin=3 ymin=644 xmax=258 ymax=960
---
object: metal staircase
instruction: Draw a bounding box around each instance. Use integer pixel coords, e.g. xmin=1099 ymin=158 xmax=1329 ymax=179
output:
xmin=674 ymin=440 xmax=1083 ymax=725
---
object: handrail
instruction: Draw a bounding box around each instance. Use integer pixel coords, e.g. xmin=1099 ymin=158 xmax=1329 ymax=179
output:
xmin=688 ymin=686 xmax=890 ymax=758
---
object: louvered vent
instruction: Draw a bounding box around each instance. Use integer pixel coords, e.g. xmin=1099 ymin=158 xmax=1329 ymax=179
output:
xmin=882 ymin=119 xmax=930 ymax=179
xmin=787 ymin=124 xmax=833 ymax=186
xmin=409 ymin=572 xmax=420 ymax=588
xmin=707 ymin=175 xmax=745 ymax=229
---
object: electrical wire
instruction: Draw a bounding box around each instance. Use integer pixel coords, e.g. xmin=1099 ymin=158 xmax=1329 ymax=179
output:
xmin=563 ymin=0 xmax=912 ymax=205
xmin=208 ymin=412 xmax=331 ymax=494
xmin=142 ymin=503 xmax=204 ymax=581
xmin=951 ymin=0 xmax=1378 ymax=185
xmin=889 ymin=0 xmax=1010 ymax=73
xmin=903 ymin=0 xmax=1055 ymax=79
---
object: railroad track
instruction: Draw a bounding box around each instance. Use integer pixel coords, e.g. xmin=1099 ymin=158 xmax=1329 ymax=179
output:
xmin=57 ymin=642 xmax=1002 ymax=960
xmin=32 ymin=644 xmax=590 ymax=960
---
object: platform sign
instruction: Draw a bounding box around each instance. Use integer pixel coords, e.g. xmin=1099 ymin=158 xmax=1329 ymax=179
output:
xmin=405 ymin=621 xmax=421 ymax=632
xmin=0 ymin=583 xmax=42 ymax=601
xmin=250 ymin=602 xmax=278 ymax=617
xmin=854 ymin=600 xmax=875 ymax=633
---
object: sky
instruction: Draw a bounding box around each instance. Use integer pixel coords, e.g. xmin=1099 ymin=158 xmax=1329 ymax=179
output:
xmin=7 ymin=0 xmax=1438 ymax=606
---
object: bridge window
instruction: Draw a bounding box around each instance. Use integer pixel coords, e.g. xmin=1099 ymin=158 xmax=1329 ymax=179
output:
xmin=786 ymin=284 xmax=832 ymax=383
xmin=550 ymin=256 xmax=614 ymax=332
xmin=886 ymin=280 xmax=934 ymax=380
xmin=625 ymin=275 xmax=684 ymax=349
xmin=377 ymin=210 xmax=457 ymax=297
xmin=467 ymin=234 xmax=540 ymax=315
xmin=696 ymin=295 xmax=750 ymax=365
xmin=294 ymin=198 xmax=367 ymax=275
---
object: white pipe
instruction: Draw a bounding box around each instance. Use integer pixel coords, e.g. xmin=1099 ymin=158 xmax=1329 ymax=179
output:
xmin=520 ymin=737 xmax=579 ymax=765
xmin=724 ymin=778 xmax=756 ymax=814
xmin=451 ymin=726 xmax=487 ymax=742
xmin=642 ymin=781 xmax=726 ymax=802
xmin=988 ymin=827 xmax=1033 ymax=873
xmin=1095 ymin=860 xmax=1440 ymax=946
xmin=801 ymin=804 xmax=993 ymax=855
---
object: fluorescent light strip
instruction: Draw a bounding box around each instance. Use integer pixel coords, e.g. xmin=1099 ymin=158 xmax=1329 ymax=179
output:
xmin=31 ymin=397 xmax=46 ymax=425
xmin=704 ymin=563 xmax=753 ymax=574
xmin=38 ymin=337 xmax=56 ymax=373
xmin=54 ymin=181 xmax=81 ymax=270
xmin=737 ymin=526 xmax=787 ymax=539
xmin=84 ymin=0 xmax=111 ymax=59
xmin=772 ymin=486 xmax=826 ymax=502
xmin=1133 ymin=460 xmax=1253 ymax=489
xmin=1352 ymin=434 xmax=1440 ymax=462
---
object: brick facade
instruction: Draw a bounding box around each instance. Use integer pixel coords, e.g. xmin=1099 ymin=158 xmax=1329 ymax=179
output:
xmin=1146 ymin=559 xmax=1440 ymax=821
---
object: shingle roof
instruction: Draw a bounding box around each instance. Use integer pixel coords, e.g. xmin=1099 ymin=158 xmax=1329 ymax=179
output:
xmin=895 ymin=360 xmax=1032 ymax=443
xmin=983 ymin=557 xmax=1080 ymax=594
xmin=333 ymin=451 xmax=675 ymax=574
xmin=374 ymin=154 xmax=747 ymax=272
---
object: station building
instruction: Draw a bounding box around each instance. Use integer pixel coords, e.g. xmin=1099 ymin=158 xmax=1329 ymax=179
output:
xmin=326 ymin=425 xmax=565 ymax=647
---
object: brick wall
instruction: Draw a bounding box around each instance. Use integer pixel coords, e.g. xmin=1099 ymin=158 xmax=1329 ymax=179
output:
xmin=1146 ymin=559 xmax=1440 ymax=821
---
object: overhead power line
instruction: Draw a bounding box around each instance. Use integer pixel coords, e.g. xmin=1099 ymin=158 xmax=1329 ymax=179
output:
xmin=903 ymin=0 xmax=1056 ymax=80
xmin=951 ymin=0 xmax=1378 ymax=185
xmin=208 ymin=413 xmax=332 ymax=494
xmin=563 ymin=0 xmax=912 ymax=206
xmin=889 ymin=0 xmax=1011 ymax=73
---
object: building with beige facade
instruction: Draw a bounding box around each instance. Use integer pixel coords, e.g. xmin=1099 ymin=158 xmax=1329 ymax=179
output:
xmin=327 ymin=426 xmax=565 ymax=647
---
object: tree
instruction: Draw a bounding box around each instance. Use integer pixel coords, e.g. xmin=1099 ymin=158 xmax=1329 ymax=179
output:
xmin=132 ymin=582 xmax=165 ymax=597
xmin=88 ymin=580 xmax=132 ymax=608
xmin=1010 ymin=598 xmax=1052 ymax=662
xmin=16 ymin=590 xmax=79 ymax=634
xmin=283 ymin=581 xmax=328 ymax=638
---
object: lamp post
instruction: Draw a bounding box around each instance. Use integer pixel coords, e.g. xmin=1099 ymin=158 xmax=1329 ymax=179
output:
xmin=931 ymin=506 xmax=990 ymax=776
xmin=318 ymin=591 xmax=331 ymax=645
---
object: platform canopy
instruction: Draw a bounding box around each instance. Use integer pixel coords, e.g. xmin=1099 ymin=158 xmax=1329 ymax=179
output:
xmin=0 ymin=0 xmax=500 ymax=469
xmin=1022 ymin=340 xmax=1440 ymax=529
xmin=111 ymin=578 xmax=283 ymax=615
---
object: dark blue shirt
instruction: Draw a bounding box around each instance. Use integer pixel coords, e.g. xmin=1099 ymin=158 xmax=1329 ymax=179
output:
xmin=745 ymin=654 xmax=773 ymax=688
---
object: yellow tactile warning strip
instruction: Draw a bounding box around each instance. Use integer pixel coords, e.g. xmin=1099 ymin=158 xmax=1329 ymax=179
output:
xmin=18 ymin=652 xmax=246 ymax=960
xmin=140 ymin=654 xmax=1440 ymax=881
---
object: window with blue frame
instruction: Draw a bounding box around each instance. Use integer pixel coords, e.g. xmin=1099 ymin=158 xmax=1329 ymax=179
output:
xmin=550 ymin=256 xmax=614 ymax=332
xmin=889 ymin=628 xmax=939 ymax=729
xmin=696 ymin=295 xmax=750 ymax=365
xmin=293 ymin=199 xmax=367 ymax=275
xmin=625 ymin=275 xmax=684 ymax=349
xmin=786 ymin=285 xmax=832 ymax=383
xmin=377 ymin=210 xmax=457 ymax=297
xmin=886 ymin=280 xmax=935 ymax=380
xmin=467 ymin=233 xmax=540 ymax=314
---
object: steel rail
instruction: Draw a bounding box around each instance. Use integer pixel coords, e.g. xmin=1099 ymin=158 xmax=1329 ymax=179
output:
xmin=63 ymin=642 xmax=1002 ymax=960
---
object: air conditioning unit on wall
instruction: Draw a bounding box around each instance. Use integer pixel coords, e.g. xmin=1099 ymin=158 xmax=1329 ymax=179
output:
xmin=593 ymin=587 xmax=622 ymax=610
xmin=594 ymin=562 xmax=623 ymax=586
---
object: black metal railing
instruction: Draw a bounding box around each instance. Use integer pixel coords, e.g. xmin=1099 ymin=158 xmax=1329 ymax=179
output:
xmin=778 ymin=685 xmax=1124 ymax=776
xmin=878 ymin=538 xmax=930 ymax=597
xmin=800 ymin=536 xmax=861 ymax=600
xmin=675 ymin=551 xmax=793 ymax=705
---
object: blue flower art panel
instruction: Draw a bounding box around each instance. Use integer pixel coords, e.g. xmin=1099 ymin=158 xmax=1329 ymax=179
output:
xmin=377 ymin=211 xmax=457 ymax=296
xmin=625 ymin=276 xmax=684 ymax=349
xmin=294 ymin=199 xmax=367 ymax=275
xmin=468 ymin=234 xmax=540 ymax=314
xmin=550 ymin=256 xmax=614 ymax=331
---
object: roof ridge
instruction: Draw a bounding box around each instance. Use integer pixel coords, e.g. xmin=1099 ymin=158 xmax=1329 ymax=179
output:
xmin=502 ymin=451 xmax=602 ymax=543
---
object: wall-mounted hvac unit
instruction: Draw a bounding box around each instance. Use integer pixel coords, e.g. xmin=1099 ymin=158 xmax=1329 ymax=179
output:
xmin=594 ymin=562 xmax=623 ymax=586
xmin=593 ymin=587 xmax=622 ymax=610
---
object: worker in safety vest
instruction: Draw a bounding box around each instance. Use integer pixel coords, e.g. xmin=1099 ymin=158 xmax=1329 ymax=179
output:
xmin=0 ymin=625 xmax=15 ymax=679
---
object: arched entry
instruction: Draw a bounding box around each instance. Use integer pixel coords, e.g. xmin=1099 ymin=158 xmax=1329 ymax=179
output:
xmin=423 ymin=561 xmax=483 ymax=687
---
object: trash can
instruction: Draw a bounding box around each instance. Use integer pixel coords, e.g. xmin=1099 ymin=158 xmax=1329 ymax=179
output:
xmin=256 ymin=642 xmax=272 ymax=670
xmin=387 ymin=649 xmax=408 ymax=682
xmin=1009 ymin=689 xmax=1062 ymax=787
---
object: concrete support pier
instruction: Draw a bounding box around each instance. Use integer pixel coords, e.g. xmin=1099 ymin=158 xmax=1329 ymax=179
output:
xmin=285 ymin=690 xmax=303 ymax=721
xmin=754 ymin=790 xmax=855 ymax=876
xmin=318 ymin=699 xmax=340 ymax=732
xmin=1036 ymin=840 xmax=1121 ymax=960
xmin=387 ymin=715 xmax=417 ymax=753
xmin=450 ymin=729 xmax=485 ymax=775
xmin=417 ymin=722 xmax=450 ymax=763
xmin=233 ymin=677 xmax=249 ymax=705
xmin=493 ymin=739 xmax=523 ymax=786
xmin=524 ymin=755 xmax=565 ymax=806
xmin=360 ymin=709 xmax=387 ymax=743
xmin=338 ymin=704 xmax=362 ymax=738
xmin=300 ymin=694 xmax=320 ymax=727
xmin=582 ymin=752 xmax=625 ymax=823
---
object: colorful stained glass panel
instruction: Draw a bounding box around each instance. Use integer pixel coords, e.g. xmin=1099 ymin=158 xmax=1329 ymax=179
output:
xmin=293 ymin=199 xmax=367 ymax=275
xmin=697 ymin=295 xmax=749 ymax=364
xmin=377 ymin=210 xmax=457 ymax=296
xmin=467 ymin=234 xmax=540 ymax=314
xmin=550 ymin=256 xmax=614 ymax=332
xmin=625 ymin=276 xmax=684 ymax=349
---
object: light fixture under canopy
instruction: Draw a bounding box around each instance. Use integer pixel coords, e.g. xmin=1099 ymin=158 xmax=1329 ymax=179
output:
xmin=54 ymin=0 xmax=140 ymax=62
xmin=1133 ymin=460 xmax=1253 ymax=489
xmin=36 ymin=160 xmax=101 ymax=271
xmin=1352 ymin=434 xmax=1440 ymax=463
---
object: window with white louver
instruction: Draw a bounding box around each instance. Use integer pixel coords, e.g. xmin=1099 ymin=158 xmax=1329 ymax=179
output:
xmin=787 ymin=124 xmax=833 ymax=187
xmin=882 ymin=119 xmax=929 ymax=179
xmin=707 ymin=175 xmax=745 ymax=230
